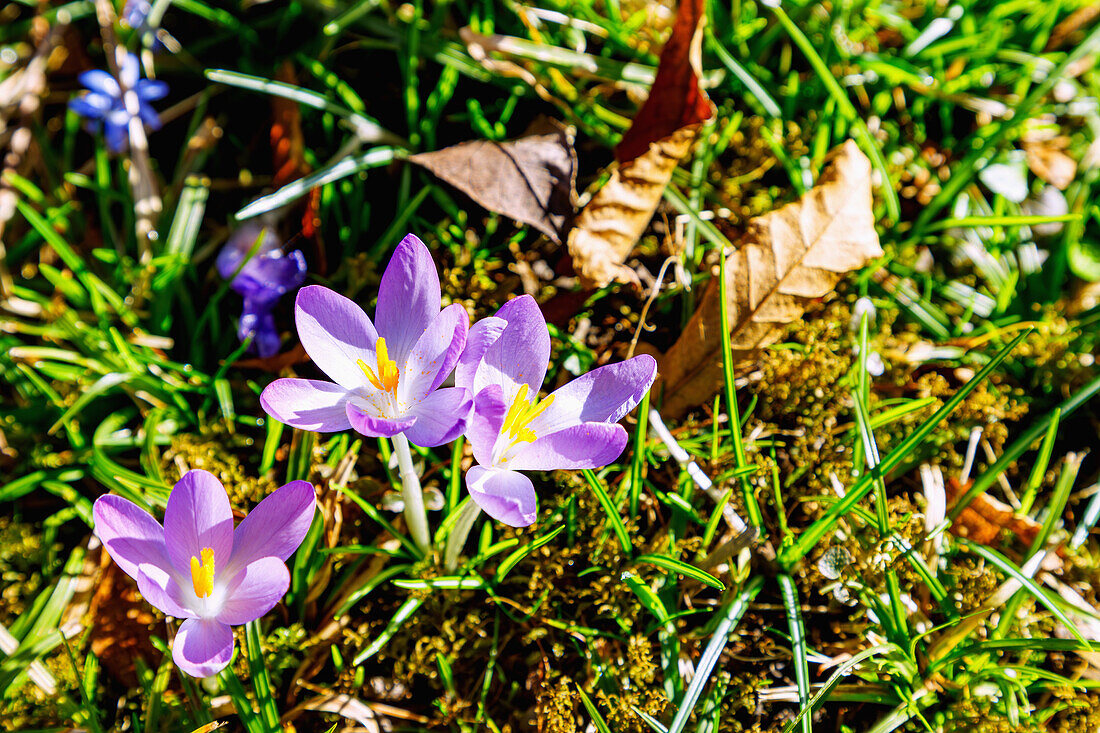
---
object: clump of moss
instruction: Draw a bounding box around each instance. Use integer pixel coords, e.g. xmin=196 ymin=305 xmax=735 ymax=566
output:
xmin=1047 ymin=690 xmax=1100 ymax=731
xmin=908 ymin=695 xmax=1044 ymax=733
xmin=0 ymin=517 xmax=55 ymax=623
xmin=943 ymin=556 xmax=1001 ymax=615
xmin=160 ymin=425 xmax=281 ymax=505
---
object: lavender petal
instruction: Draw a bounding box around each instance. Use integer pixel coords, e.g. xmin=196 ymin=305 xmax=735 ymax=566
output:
xmin=92 ymin=494 xmax=173 ymax=581
xmin=375 ymin=234 xmax=441 ymax=366
xmin=465 ymin=466 xmax=538 ymax=527
xmin=217 ymin=556 xmax=291 ymax=626
xmin=136 ymin=562 xmax=196 ymax=619
xmin=163 ymin=470 xmax=235 ymax=578
xmin=472 ymin=295 xmax=550 ymax=408
xmin=345 ymin=403 xmax=416 ymax=437
xmin=403 ymin=387 xmax=472 ymax=448
xmin=228 ymin=480 xmax=316 ymax=572
xmin=401 ymin=302 xmax=468 ymax=400
xmin=466 ymin=384 xmax=507 ymax=467
xmin=528 ymin=354 xmax=657 ymax=437
xmin=172 ymin=617 xmax=234 ymax=678
xmin=506 ymin=422 xmax=628 ymax=471
xmin=261 ymin=378 xmax=352 ymax=433
xmin=455 ymin=315 xmax=505 ymax=392
xmin=295 ymin=285 xmax=379 ymax=390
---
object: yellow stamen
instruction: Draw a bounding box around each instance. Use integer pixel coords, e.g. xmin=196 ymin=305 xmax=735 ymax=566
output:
xmin=356 ymin=337 xmax=400 ymax=393
xmin=500 ymin=385 xmax=555 ymax=447
xmin=190 ymin=547 xmax=215 ymax=598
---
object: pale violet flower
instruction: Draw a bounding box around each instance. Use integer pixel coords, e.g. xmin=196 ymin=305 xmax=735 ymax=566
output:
xmin=260 ymin=234 xmax=472 ymax=447
xmin=92 ymin=470 xmax=316 ymax=677
xmin=455 ymin=295 xmax=656 ymax=526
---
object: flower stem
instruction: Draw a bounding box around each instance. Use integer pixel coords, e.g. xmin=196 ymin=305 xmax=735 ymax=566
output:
xmin=443 ymin=499 xmax=481 ymax=572
xmin=392 ymin=433 xmax=431 ymax=554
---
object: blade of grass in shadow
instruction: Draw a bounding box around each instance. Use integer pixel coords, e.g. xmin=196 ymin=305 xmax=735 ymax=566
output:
xmin=582 ymin=469 xmax=632 ymax=554
xmin=778 ymin=574 xmax=813 ymax=733
xmin=244 ymin=621 xmax=280 ymax=732
xmin=666 ymin=576 xmax=764 ymax=733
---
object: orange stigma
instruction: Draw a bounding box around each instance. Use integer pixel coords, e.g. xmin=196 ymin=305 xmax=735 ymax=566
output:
xmin=189 ymin=547 xmax=215 ymax=598
xmin=357 ymin=337 xmax=400 ymax=393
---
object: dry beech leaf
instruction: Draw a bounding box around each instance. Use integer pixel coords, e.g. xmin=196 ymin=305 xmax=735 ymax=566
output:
xmin=945 ymin=477 xmax=1041 ymax=547
xmin=1024 ymin=141 xmax=1077 ymax=190
xmin=567 ymin=0 xmax=713 ymax=288
xmin=410 ymin=118 xmax=577 ymax=245
xmin=658 ymin=140 xmax=883 ymax=417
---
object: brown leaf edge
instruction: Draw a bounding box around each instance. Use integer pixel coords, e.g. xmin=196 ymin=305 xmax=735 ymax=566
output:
xmin=656 ymin=140 xmax=884 ymax=418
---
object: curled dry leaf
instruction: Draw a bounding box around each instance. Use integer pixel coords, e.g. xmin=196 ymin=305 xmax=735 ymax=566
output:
xmin=1024 ymin=141 xmax=1077 ymax=190
xmin=945 ymin=477 xmax=1041 ymax=547
xmin=409 ymin=118 xmax=577 ymax=245
xmin=658 ymin=140 xmax=883 ymax=417
xmin=567 ymin=0 xmax=713 ymax=288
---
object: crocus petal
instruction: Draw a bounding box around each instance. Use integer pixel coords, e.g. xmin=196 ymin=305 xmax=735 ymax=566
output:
xmin=120 ymin=53 xmax=140 ymax=89
xmin=228 ymin=480 xmax=316 ymax=572
xmin=506 ymin=422 xmax=628 ymax=471
xmin=472 ymin=295 xmax=550 ymax=407
xmin=163 ymin=470 xmax=235 ymax=578
xmin=467 ymin=384 xmax=506 ymax=467
xmin=136 ymin=79 xmax=168 ymax=101
xmin=261 ymin=378 xmax=352 ymax=432
xmin=466 ymin=466 xmax=538 ymax=527
xmin=79 ymin=69 xmax=120 ymax=97
xmin=403 ymin=387 xmax=472 ymax=447
xmin=217 ymin=557 xmax=290 ymax=626
xmin=375 ymin=234 xmax=441 ymax=366
xmin=401 ymin=303 xmax=468 ymax=401
xmin=92 ymin=494 xmax=172 ymax=581
xmin=233 ymin=251 xmax=307 ymax=306
xmin=346 ymin=403 xmax=415 ymax=437
xmin=455 ymin=316 xmax=505 ymax=392
xmin=173 ymin=617 xmax=234 ymax=678
xmin=295 ymin=285 xmax=379 ymax=390
xmin=528 ymin=354 xmax=657 ymax=437
xmin=217 ymin=224 xmax=279 ymax=281
xmin=239 ymin=304 xmax=280 ymax=358
xmin=136 ymin=563 xmax=195 ymax=619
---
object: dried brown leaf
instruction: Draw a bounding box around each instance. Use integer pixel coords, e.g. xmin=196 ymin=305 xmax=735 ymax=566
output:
xmin=568 ymin=126 xmax=697 ymax=287
xmin=567 ymin=0 xmax=713 ymax=288
xmin=945 ymin=478 xmax=1042 ymax=547
xmin=410 ymin=119 xmax=577 ymax=245
xmin=1024 ymin=141 xmax=1077 ymax=190
xmin=658 ymin=140 xmax=884 ymax=417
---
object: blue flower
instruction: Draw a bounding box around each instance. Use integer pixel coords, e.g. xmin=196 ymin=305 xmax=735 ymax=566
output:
xmin=217 ymin=223 xmax=307 ymax=358
xmin=69 ymin=53 xmax=167 ymax=153
xmin=122 ymin=0 xmax=151 ymax=28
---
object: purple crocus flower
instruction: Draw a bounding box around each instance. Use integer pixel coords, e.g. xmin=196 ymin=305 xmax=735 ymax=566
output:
xmin=92 ymin=470 xmax=316 ymax=677
xmin=217 ymin=223 xmax=307 ymax=357
xmin=69 ymin=52 xmax=166 ymax=153
xmin=260 ymin=233 xmax=472 ymax=447
xmin=455 ymin=295 xmax=656 ymax=526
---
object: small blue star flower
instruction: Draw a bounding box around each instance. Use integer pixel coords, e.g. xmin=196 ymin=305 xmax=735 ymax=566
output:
xmin=69 ymin=53 xmax=167 ymax=153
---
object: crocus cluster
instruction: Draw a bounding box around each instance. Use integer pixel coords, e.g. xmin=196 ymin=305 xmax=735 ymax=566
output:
xmin=69 ymin=52 xmax=166 ymax=153
xmin=217 ymin=223 xmax=307 ymax=357
xmin=262 ymin=233 xmax=656 ymax=526
xmin=93 ymin=471 xmax=315 ymax=677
